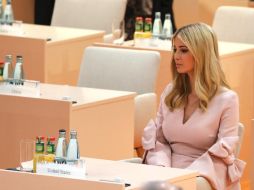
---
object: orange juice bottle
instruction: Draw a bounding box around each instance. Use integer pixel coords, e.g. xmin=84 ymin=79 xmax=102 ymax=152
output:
xmin=33 ymin=136 xmax=45 ymax=173
xmin=44 ymin=137 xmax=56 ymax=163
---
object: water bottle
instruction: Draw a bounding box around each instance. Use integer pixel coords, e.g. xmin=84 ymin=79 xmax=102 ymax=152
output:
xmin=3 ymin=0 xmax=14 ymax=25
xmin=0 ymin=0 xmax=4 ymax=25
xmin=162 ymin=14 xmax=173 ymax=40
xmin=3 ymin=54 xmax=13 ymax=81
xmin=66 ymin=130 xmax=80 ymax=164
xmin=55 ymin=129 xmax=67 ymax=163
xmin=13 ymin=55 xmax=24 ymax=84
xmin=152 ymin=12 xmax=162 ymax=39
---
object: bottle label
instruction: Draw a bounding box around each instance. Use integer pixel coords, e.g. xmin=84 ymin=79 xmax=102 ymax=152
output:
xmin=144 ymin=23 xmax=152 ymax=32
xmin=135 ymin=23 xmax=143 ymax=32
xmin=36 ymin=143 xmax=44 ymax=153
xmin=47 ymin=144 xmax=55 ymax=154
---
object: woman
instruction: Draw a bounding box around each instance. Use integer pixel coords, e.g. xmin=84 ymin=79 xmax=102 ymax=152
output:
xmin=142 ymin=23 xmax=245 ymax=190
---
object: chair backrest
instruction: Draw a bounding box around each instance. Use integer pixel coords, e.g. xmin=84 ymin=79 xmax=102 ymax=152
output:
xmin=212 ymin=6 xmax=254 ymax=44
xmin=51 ymin=0 xmax=127 ymax=34
xmin=78 ymin=46 xmax=160 ymax=95
xmin=134 ymin=93 xmax=157 ymax=150
xmin=78 ymin=46 xmax=160 ymax=157
xmin=235 ymin=122 xmax=245 ymax=157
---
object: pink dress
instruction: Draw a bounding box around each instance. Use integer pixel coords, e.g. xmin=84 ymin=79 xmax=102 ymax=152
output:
xmin=142 ymin=84 xmax=246 ymax=190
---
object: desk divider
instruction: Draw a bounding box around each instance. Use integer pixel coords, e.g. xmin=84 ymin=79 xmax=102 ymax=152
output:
xmin=0 ymin=169 xmax=125 ymax=190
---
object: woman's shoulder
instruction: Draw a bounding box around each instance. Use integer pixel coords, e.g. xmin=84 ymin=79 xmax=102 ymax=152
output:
xmin=161 ymin=83 xmax=173 ymax=98
xmin=218 ymin=87 xmax=238 ymax=98
xmin=214 ymin=87 xmax=239 ymax=105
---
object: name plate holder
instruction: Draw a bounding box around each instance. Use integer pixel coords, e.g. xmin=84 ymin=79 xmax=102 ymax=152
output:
xmin=36 ymin=159 xmax=86 ymax=179
xmin=0 ymin=79 xmax=40 ymax=97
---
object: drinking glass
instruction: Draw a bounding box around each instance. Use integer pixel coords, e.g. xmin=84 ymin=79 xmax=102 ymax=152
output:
xmin=20 ymin=139 xmax=35 ymax=172
xmin=12 ymin=20 xmax=24 ymax=36
xmin=112 ymin=20 xmax=125 ymax=45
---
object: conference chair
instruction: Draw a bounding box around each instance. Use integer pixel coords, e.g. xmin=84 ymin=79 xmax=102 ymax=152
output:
xmin=235 ymin=122 xmax=245 ymax=157
xmin=78 ymin=46 xmax=160 ymax=156
xmin=212 ymin=6 xmax=254 ymax=44
xmin=51 ymin=0 xmax=127 ymax=43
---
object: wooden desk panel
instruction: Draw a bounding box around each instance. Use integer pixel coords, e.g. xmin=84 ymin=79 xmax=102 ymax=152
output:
xmin=0 ymin=169 xmax=124 ymax=190
xmin=0 ymin=84 xmax=135 ymax=169
xmin=0 ymin=157 xmax=197 ymax=190
xmin=0 ymin=24 xmax=104 ymax=85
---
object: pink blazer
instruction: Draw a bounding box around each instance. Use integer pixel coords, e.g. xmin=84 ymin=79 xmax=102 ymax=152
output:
xmin=142 ymin=84 xmax=246 ymax=190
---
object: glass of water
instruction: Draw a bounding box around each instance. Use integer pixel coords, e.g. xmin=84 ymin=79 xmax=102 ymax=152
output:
xmin=20 ymin=139 xmax=35 ymax=172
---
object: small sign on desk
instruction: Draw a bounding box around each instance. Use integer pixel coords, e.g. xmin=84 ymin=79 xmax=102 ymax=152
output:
xmin=0 ymin=79 xmax=40 ymax=97
xmin=36 ymin=159 xmax=86 ymax=179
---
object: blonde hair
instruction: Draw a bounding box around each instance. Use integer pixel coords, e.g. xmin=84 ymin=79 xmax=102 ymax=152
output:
xmin=165 ymin=23 xmax=230 ymax=111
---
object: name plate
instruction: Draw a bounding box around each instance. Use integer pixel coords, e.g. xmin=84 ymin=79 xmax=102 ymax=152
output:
xmin=0 ymin=79 xmax=40 ymax=97
xmin=36 ymin=160 xmax=86 ymax=179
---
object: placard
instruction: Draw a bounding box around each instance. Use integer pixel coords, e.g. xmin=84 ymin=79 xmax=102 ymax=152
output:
xmin=0 ymin=79 xmax=40 ymax=97
xmin=36 ymin=159 xmax=86 ymax=179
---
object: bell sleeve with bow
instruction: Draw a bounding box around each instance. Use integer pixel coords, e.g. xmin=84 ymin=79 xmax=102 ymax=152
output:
xmin=187 ymin=92 xmax=246 ymax=190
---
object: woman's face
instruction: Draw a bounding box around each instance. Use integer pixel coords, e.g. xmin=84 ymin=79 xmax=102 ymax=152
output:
xmin=173 ymin=36 xmax=195 ymax=77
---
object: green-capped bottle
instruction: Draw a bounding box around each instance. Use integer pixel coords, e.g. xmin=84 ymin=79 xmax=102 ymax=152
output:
xmin=44 ymin=137 xmax=56 ymax=163
xmin=144 ymin=18 xmax=152 ymax=33
xmin=134 ymin=17 xmax=144 ymax=41
xmin=33 ymin=136 xmax=45 ymax=173
xmin=135 ymin=17 xmax=143 ymax=32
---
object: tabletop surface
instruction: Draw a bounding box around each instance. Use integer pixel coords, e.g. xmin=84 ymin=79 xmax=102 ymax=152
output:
xmin=120 ymin=40 xmax=254 ymax=55
xmin=39 ymin=83 xmax=136 ymax=107
xmin=0 ymin=23 xmax=105 ymax=42
xmin=84 ymin=157 xmax=198 ymax=189
xmin=0 ymin=157 xmax=198 ymax=190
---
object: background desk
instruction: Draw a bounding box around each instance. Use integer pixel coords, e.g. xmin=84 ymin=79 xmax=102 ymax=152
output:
xmin=0 ymin=24 xmax=104 ymax=85
xmin=0 ymin=157 xmax=198 ymax=190
xmin=0 ymin=84 xmax=135 ymax=169
xmin=94 ymin=41 xmax=254 ymax=189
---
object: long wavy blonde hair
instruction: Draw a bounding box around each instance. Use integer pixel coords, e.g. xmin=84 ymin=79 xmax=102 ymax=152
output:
xmin=165 ymin=23 xmax=230 ymax=111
